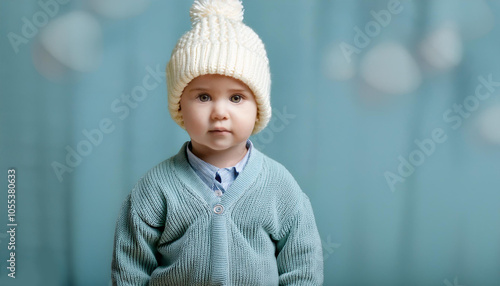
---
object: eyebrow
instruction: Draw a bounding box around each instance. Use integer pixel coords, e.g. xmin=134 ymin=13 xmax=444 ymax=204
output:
xmin=228 ymin=89 xmax=249 ymax=93
xmin=187 ymin=88 xmax=249 ymax=93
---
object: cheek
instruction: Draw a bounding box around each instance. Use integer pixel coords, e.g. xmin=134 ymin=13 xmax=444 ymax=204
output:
xmin=180 ymin=104 xmax=194 ymax=126
xmin=247 ymin=103 xmax=258 ymax=122
xmin=182 ymin=106 xmax=208 ymax=133
xmin=182 ymin=109 xmax=198 ymax=126
xmin=234 ymin=106 xmax=258 ymax=129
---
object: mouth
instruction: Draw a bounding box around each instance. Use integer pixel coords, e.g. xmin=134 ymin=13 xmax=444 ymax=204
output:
xmin=209 ymin=128 xmax=230 ymax=133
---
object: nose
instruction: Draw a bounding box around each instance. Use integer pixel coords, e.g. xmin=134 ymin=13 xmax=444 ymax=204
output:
xmin=211 ymin=99 xmax=229 ymax=120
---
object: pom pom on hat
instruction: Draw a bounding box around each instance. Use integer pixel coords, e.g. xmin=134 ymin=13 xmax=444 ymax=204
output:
xmin=190 ymin=0 xmax=244 ymax=24
xmin=167 ymin=0 xmax=272 ymax=135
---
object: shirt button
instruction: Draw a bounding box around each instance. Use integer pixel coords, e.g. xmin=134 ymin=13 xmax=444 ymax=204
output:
xmin=214 ymin=190 xmax=223 ymax=197
xmin=213 ymin=204 xmax=224 ymax=214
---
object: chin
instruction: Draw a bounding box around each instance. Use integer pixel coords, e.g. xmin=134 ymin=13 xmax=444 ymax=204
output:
xmin=206 ymin=142 xmax=235 ymax=151
xmin=208 ymin=139 xmax=248 ymax=151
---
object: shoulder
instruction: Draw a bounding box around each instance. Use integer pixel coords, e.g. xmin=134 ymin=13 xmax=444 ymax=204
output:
xmin=129 ymin=155 xmax=177 ymax=226
xmin=254 ymin=151 xmax=316 ymax=237
xmin=259 ymin=151 xmax=301 ymax=192
xmin=135 ymin=155 xmax=176 ymax=192
xmin=256 ymin=150 xmax=310 ymax=209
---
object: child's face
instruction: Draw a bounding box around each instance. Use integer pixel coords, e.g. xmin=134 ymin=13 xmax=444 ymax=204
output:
xmin=179 ymin=74 xmax=257 ymax=155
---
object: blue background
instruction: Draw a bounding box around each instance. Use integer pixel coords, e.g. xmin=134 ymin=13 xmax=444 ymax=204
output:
xmin=1 ymin=0 xmax=500 ymax=285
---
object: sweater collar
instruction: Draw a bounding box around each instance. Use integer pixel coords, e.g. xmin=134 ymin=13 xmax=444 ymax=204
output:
xmin=172 ymin=141 xmax=264 ymax=209
xmin=185 ymin=140 xmax=253 ymax=191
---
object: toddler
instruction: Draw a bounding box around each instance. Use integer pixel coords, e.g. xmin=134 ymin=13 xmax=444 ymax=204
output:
xmin=111 ymin=0 xmax=324 ymax=285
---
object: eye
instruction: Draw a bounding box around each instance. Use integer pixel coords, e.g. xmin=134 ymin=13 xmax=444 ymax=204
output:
xmin=230 ymin=94 xmax=242 ymax=103
xmin=197 ymin=94 xmax=211 ymax=102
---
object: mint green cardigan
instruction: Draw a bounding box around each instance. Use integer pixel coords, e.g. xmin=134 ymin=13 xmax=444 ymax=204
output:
xmin=112 ymin=142 xmax=324 ymax=285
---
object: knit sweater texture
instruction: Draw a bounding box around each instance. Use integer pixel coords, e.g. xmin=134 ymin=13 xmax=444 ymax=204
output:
xmin=112 ymin=142 xmax=324 ymax=285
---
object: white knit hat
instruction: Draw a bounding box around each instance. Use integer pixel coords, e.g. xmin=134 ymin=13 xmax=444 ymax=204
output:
xmin=166 ymin=0 xmax=271 ymax=135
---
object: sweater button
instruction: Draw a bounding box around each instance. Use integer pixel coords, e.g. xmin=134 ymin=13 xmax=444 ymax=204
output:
xmin=213 ymin=204 xmax=224 ymax=214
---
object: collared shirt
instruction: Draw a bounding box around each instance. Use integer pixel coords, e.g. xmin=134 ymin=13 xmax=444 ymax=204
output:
xmin=186 ymin=140 xmax=253 ymax=195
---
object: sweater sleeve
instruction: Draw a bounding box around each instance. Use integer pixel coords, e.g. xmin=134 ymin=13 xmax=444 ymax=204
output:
xmin=111 ymin=194 xmax=164 ymax=286
xmin=276 ymin=193 xmax=324 ymax=286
